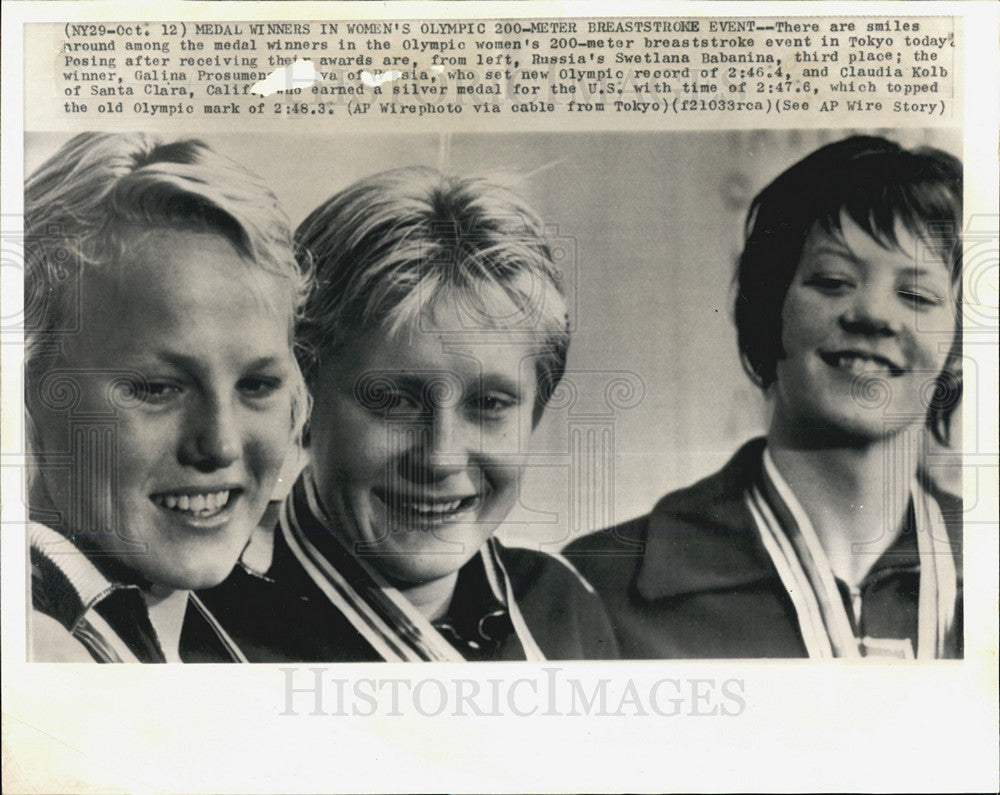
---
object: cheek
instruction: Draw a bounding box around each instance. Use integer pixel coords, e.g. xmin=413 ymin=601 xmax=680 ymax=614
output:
xmin=917 ymin=310 xmax=958 ymax=373
xmin=778 ymin=294 xmax=802 ymax=356
xmin=780 ymin=289 xmax=830 ymax=356
xmin=506 ymin=398 xmax=537 ymax=443
xmin=311 ymin=400 xmax=389 ymax=483
xmin=244 ymin=401 xmax=297 ymax=476
xmin=32 ymin=404 xmax=71 ymax=468
xmin=487 ymin=463 xmax=522 ymax=492
xmin=115 ymin=413 xmax=178 ymax=475
xmin=477 ymin=414 xmax=529 ymax=462
xmin=481 ymin=423 xmax=530 ymax=491
xmin=481 ymin=463 xmax=524 ymax=520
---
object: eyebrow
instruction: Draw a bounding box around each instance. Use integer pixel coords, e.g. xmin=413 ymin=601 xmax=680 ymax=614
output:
xmin=142 ymin=352 xmax=288 ymax=373
xmin=478 ymin=373 xmax=527 ymax=397
xmin=391 ymin=372 xmax=527 ymax=397
xmin=809 ymin=242 xmax=947 ymax=279
xmin=238 ymin=355 xmax=289 ymax=371
xmin=809 ymin=240 xmax=853 ymax=258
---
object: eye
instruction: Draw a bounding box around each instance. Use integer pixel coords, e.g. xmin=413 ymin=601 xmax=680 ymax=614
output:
xmin=137 ymin=380 xmax=182 ymax=405
xmin=384 ymin=392 xmax=423 ymax=416
xmin=238 ymin=375 xmax=283 ymax=399
xmin=804 ymin=274 xmax=855 ymax=293
xmin=470 ymin=392 xmax=519 ymax=419
xmin=364 ymin=387 xmax=422 ymax=417
xmin=898 ymin=288 xmax=946 ymax=309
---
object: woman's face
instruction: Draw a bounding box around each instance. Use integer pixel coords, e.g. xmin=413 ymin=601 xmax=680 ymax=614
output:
xmin=31 ymin=229 xmax=298 ymax=591
xmin=307 ymin=308 xmax=539 ymax=587
xmin=773 ymin=212 xmax=956 ymax=443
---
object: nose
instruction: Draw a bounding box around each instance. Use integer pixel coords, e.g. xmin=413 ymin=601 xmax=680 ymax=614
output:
xmin=179 ymin=396 xmax=241 ymax=471
xmin=839 ymin=283 xmax=902 ymax=338
xmin=403 ymin=409 xmax=475 ymax=483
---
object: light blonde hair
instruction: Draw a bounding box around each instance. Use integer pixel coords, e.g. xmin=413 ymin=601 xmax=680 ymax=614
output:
xmin=295 ymin=166 xmax=569 ymax=425
xmin=24 ymin=133 xmax=312 ymax=455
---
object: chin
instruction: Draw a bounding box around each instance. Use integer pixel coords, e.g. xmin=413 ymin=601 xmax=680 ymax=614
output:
xmin=172 ymin=566 xmax=237 ymax=592
xmin=147 ymin=541 xmax=245 ymax=591
xmin=805 ymin=410 xmax=908 ymax=446
xmin=374 ymin=543 xmax=480 ymax=586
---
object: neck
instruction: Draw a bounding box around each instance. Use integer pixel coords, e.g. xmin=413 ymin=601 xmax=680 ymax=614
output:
xmin=310 ymin=476 xmax=459 ymax=622
xmin=398 ymin=573 xmax=458 ymax=621
xmin=142 ymin=587 xmax=189 ymax=663
xmin=767 ymin=421 xmax=921 ymax=587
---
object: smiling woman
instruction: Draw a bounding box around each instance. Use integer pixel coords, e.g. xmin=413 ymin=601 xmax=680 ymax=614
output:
xmin=306 ymin=316 xmax=539 ymax=591
xmin=25 ymin=133 xmax=308 ymax=663
xmin=565 ymin=135 xmax=964 ymax=659
xmin=199 ymin=166 xmax=620 ymax=662
xmin=773 ymin=214 xmax=955 ymax=448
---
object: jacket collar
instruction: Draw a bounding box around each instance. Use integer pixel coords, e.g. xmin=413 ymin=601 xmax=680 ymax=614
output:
xmin=270 ymin=470 xmax=513 ymax=625
xmin=29 ymin=521 xmax=142 ymax=630
xmin=633 ymin=438 xmax=962 ymax=602
xmin=634 ymin=438 xmax=778 ymax=601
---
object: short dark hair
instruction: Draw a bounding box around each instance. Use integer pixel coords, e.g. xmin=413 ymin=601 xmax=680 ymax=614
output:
xmin=734 ymin=135 xmax=963 ymax=445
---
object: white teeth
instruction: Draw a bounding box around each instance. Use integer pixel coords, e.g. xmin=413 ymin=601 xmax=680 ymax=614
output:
xmin=837 ymin=354 xmax=889 ymax=375
xmin=402 ymin=499 xmax=467 ymax=515
xmin=153 ymin=489 xmax=231 ymax=516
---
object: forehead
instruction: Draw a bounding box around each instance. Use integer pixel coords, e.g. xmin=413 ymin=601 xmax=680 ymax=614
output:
xmin=71 ymin=228 xmax=293 ymax=357
xmin=344 ymin=281 xmax=554 ymax=355
xmin=800 ymin=212 xmax=950 ymax=276
xmin=421 ymin=286 xmax=552 ymax=334
xmin=325 ymin=304 xmax=543 ymax=394
xmin=355 ymin=316 xmax=540 ymax=369
xmin=104 ymin=227 xmax=291 ymax=310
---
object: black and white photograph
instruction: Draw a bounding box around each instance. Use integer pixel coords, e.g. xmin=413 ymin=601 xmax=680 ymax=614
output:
xmin=21 ymin=127 xmax=967 ymax=664
xmin=3 ymin=2 xmax=998 ymax=793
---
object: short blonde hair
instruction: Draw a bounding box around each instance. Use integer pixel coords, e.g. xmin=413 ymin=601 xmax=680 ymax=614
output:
xmin=295 ymin=166 xmax=569 ymax=424
xmin=24 ymin=132 xmax=311 ymax=443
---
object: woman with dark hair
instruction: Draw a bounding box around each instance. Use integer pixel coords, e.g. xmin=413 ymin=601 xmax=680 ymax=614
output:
xmin=565 ymin=135 xmax=963 ymax=659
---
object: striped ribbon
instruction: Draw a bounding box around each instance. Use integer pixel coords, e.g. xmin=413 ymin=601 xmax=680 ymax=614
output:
xmin=72 ymin=612 xmax=140 ymax=663
xmin=745 ymin=449 xmax=957 ymax=659
xmin=187 ymin=593 xmax=249 ymax=663
xmin=67 ymin=595 xmax=247 ymax=663
xmin=280 ymin=468 xmax=545 ymax=662
xmin=29 ymin=521 xmax=245 ymax=663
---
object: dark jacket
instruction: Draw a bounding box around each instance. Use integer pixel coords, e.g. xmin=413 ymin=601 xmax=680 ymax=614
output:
xmin=30 ymin=521 xmax=243 ymax=663
xmin=201 ymin=524 xmax=621 ymax=662
xmin=563 ymin=439 xmax=963 ymax=659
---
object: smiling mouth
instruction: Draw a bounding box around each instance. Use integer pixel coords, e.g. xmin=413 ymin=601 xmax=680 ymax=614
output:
xmin=150 ymin=489 xmax=238 ymax=519
xmin=382 ymin=493 xmax=481 ymax=521
xmin=819 ymin=351 xmax=904 ymax=377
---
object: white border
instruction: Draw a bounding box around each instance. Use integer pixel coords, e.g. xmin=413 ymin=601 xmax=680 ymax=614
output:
xmin=3 ymin=3 xmax=997 ymax=793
